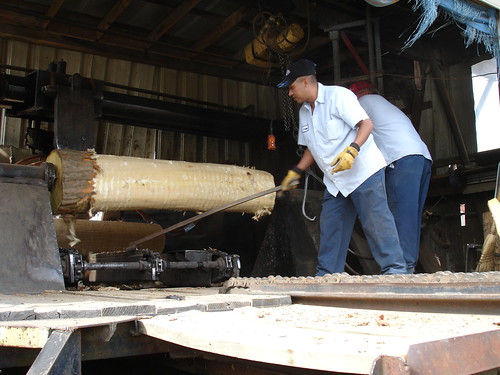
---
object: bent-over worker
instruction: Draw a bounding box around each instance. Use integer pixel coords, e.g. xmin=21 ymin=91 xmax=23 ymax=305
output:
xmin=278 ymin=59 xmax=407 ymax=275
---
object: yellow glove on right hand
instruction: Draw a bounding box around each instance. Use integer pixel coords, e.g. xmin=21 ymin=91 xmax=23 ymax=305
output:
xmin=281 ymin=167 xmax=303 ymax=191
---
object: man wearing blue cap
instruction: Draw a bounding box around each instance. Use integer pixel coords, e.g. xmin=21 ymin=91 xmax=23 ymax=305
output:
xmin=278 ymin=59 xmax=407 ymax=275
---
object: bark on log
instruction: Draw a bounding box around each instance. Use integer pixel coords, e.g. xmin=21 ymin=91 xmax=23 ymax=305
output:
xmin=47 ymin=149 xmax=276 ymax=218
xmin=46 ymin=149 xmax=96 ymax=214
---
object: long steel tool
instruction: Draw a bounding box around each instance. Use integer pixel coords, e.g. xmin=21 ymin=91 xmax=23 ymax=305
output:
xmin=126 ymin=183 xmax=293 ymax=251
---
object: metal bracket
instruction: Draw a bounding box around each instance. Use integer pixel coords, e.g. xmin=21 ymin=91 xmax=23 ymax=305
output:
xmin=371 ymin=355 xmax=409 ymax=375
xmin=406 ymin=329 xmax=500 ymax=375
xmin=27 ymin=330 xmax=81 ymax=375
xmin=54 ymin=76 xmax=96 ymax=150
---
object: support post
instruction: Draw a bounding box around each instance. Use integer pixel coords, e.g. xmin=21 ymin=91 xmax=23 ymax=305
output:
xmin=430 ymin=59 xmax=470 ymax=166
xmin=329 ymin=30 xmax=341 ymax=83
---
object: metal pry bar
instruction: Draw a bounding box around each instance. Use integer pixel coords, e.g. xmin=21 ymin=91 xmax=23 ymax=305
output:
xmin=125 ymin=182 xmax=296 ymax=251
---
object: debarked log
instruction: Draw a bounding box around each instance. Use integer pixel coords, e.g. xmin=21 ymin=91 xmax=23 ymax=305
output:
xmin=46 ymin=149 xmax=276 ymax=218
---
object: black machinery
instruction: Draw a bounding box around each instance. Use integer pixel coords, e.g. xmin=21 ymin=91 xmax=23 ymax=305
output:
xmin=60 ymin=248 xmax=240 ymax=287
xmin=0 ymin=61 xmax=269 ymax=150
xmin=0 ymin=161 xmax=242 ymax=293
xmin=0 ymin=62 xmax=276 ymax=293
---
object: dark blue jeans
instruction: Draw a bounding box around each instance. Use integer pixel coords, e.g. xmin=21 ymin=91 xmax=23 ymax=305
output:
xmin=316 ymin=168 xmax=407 ymax=275
xmin=385 ymin=155 xmax=432 ymax=273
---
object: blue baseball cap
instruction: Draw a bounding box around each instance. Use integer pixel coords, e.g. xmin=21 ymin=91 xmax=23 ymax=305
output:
xmin=277 ymin=59 xmax=317 ymax=88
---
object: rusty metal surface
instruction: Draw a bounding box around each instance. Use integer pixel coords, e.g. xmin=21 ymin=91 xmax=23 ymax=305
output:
xmin=370 ymin=330 xmax=500 ymax=375
xmin=223 ymin=271 xmax=500 ymax=288
xmin=406 ymin=329 xmax=500 ymax=375
xmin=0 ymin=181 xmax=65 ymax=294
xmin=221 ymin=272 xmax=500 ymax=291
xmin=371 ymin=356 xmax=409 ymax=375
xmin=221 ymin=272 xmax=500 ymax=314
xmin=290 ymin=294 xmax=499 ymax=315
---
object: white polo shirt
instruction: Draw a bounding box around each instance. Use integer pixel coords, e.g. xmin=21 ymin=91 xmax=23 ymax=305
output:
xmin=297 ymin=83 xmax=387 ymax=197
xmin=358 ymin=94 xmax=432 ymax=165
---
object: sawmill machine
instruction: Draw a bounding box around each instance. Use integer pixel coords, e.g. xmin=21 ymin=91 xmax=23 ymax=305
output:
xmin=1 ymin=61 xmax=271 ymax=149
xmin=0 ymin=63 xmax=277 ymax=294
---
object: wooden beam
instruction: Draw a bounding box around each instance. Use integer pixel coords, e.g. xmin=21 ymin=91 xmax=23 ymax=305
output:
xmin=410 ymin=61 xmax=429 ymax=131
xmin=193 ymin=4 xmax=252 ymax=51
xmin=41 ymin=0 xmax=65 ymax=29
xmin=96 ymin=0 xmax=134 ymax=40
xmin=0 ymin=23 xmax=266 ymax=83
xmin=0 ymin=7 xmax=241 ymax=65
xmin=146 ymin=0 xmax=201 ymax=43
xmin=0 ymin=3 xmax=272 ymax=83
xmin=142 ymin=0 xmax=254 ymax=34
xmin=429 ymin=57 xmax=471 ymax=166
xmin=48 ymin=22 xmax=104 ymax=43
xmin=0 ymin=7 xmax=45 ymax=29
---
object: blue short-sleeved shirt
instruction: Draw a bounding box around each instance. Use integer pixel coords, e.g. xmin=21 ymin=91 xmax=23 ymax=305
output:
xmin=297 ymin=83 xmax=387 ymax=196
xmin=358 ymin=94 xmax=432 ymax=165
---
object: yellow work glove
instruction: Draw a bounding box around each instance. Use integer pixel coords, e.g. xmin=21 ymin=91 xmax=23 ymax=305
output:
xmin=280 ymin=166 xmax=304 ymax=191
xmin=330 ymin=143 xmax=360 ymax=174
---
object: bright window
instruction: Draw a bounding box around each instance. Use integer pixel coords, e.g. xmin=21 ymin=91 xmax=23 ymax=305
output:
xmin=472 ymin=58 xmax=500 ymax=152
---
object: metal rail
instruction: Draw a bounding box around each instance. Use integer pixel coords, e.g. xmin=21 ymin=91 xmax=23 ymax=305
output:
xmin=222 ymin=272 xmax=500 ymax=314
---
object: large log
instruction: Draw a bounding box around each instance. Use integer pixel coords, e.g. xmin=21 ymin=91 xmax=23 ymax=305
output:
xmin=46 ymin=149 xmax=276 ymax=218
xmin=54 ymin=218 xmax=165 ymax=255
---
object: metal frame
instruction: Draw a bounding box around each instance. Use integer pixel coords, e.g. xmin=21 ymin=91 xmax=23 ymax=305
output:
xmin=0 ymin=68 xmax=271 ymax=144
xmin=0 ymin=320 xmax=172 ymax=373
xmin=324 ymin=10 xmax=384 ymax=91
xmin=27 ymin=330 xmax=81 ymax=375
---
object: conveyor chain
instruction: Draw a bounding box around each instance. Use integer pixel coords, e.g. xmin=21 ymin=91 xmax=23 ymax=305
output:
xmin=221 ymin=271 xmax=500 ymax=293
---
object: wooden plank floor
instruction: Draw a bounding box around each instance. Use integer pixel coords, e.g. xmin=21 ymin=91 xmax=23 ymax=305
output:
xmin=0 ymin=287 xmax=499 ymax=374
xmin=0 ymin=287 xmax=290 ymax=349
xmin=139 ymin=303 xmax=500 ymax=374
xmin=0 ymin=287 xmax=291 ymax=323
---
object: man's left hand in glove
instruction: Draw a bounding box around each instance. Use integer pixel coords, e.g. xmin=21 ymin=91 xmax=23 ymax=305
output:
xmin=330 ymin=142 xmax=360 ymax=174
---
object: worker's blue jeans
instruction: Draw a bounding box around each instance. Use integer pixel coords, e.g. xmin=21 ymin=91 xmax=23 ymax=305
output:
xmin=385 ymin=155 xmax=432 ymax=273
xmin=316 ymin=168 xmax=407 ymax=275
